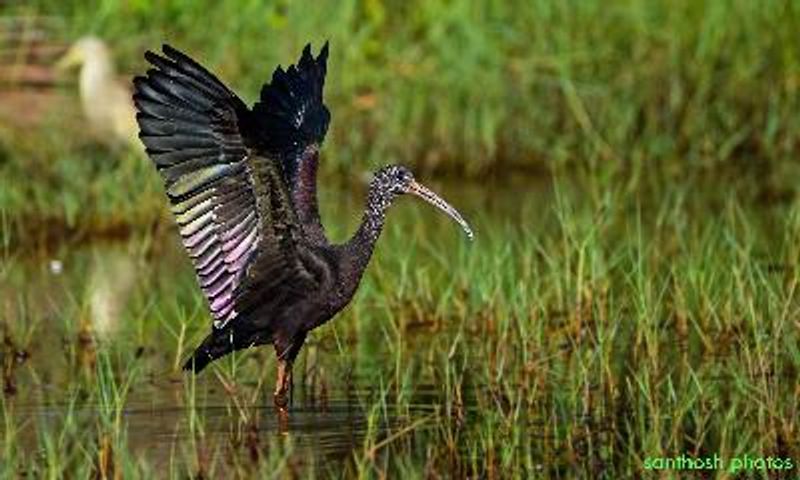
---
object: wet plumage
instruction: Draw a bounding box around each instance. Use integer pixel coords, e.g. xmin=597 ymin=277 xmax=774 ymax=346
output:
xmin=133 ymin=43 xmax=473 ymax=409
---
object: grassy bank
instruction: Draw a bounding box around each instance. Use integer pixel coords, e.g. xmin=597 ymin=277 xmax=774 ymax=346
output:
xmin=2 ymin=0 xmax=799 ymax=246
xmin=1 ymin=1 xmax=799 ymax=477
xmin=5 ymin=0 xmax=800 ymax=178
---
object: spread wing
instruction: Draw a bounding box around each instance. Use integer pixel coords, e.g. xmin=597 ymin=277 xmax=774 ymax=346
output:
xmin=250 ymin=43 xmax=330 ymax=240
xmin=250 ymin=42 xmax=330 ymax=188
xmin=133 ymin=44 xmax=314 ymax=330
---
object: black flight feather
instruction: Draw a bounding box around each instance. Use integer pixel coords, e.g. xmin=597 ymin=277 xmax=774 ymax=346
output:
xmin=250 ymin=42 xmax=331 ymax=184
xmin=133 ymin=44 xmax=314 ymax=341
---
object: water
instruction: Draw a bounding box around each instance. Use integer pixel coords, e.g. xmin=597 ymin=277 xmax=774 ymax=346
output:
xmin=1 ymin=242 xmax=454 ymax=472
xmin=7 ymin=384 xmax=441 ymax=471
xmin=0 ymin=183 xmax=540 ymax=473
xmin=0 ymin=240 xmax=447 ymax=471
xmin=4 ymin=179 xmax=791 ymax=475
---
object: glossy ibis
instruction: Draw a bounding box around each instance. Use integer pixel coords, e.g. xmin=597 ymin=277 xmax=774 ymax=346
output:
xmin=132 ymin=43 xmax=473 ymax=410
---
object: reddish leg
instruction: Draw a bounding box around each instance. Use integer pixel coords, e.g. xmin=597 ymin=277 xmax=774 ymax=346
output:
xmin=273 ymin=331 xmax=306 ymax=411
xmin=273 ymin=359 xmax=293 ymax=411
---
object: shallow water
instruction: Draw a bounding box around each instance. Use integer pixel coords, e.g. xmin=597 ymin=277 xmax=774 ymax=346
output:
xmin=3 ymin=177 xmax=797 ymax=476
xmin=7 ymin=384 xmax=445 ymax=471
xmin=0 ymin=182 xmax=544 ymax=473
xmin=1 ymin=249 xmax=392 ymax=469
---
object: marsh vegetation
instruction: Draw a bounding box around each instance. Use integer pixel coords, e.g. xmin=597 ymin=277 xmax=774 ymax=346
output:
xmin=1 ymin=0 xmax=799 ymax=477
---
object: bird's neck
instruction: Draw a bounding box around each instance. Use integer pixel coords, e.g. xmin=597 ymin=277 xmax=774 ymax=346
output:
xmin=80 ymin=53 xmax=115 ymax=102
xmin=355 ymin=188 xmax=391 ymax=247
xmin=339 ymin=184 xmax=393 ymax=292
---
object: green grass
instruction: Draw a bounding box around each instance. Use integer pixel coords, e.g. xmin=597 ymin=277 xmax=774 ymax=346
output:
xmin=1 ymin=0 xmax=799 ymax=477
xmin=3 ymin=0 xmax=799 ymax=246
xmin=2 ymin=178 xmax=799 ymax=477
xmin=50 ymin=0 xmax=800 ymax=173
xmin=6 ymin=0 xmax=800 ymax=177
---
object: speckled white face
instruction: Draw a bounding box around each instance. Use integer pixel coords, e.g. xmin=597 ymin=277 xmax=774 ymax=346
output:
xmin=372 ymin=165 xmax=474 ymax=240
xmin=373 ymin=165 xmax=414 ymax=196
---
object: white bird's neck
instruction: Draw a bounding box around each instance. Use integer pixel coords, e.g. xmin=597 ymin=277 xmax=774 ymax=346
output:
xmin=79 ymin=50 xmax=115 ymax=104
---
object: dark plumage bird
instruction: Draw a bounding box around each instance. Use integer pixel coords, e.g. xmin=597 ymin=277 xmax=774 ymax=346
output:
xmin=132 ymin=43 xmax=473 ymax=410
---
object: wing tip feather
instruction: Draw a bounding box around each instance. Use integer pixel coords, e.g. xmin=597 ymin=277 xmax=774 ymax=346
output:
xmin=251 ymin=42 xmax=331 ymax=155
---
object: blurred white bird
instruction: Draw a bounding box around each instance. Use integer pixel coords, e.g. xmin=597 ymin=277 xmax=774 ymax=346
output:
xmin=56 ymin=36 xmax=140 ymax=149
xmin=55 ymin=38 xmax=145 ymax=340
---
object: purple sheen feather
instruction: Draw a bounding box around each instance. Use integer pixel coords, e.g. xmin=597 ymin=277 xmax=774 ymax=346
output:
xmin=195 ymin=246 xmax=222 ymax=270
xmin=188 ymin=233 xmax=218 ymax=259
xmin=180 ymin=210 xmax=214 ymax=236
xmin=226 ymin=251 xmax=251 ymax=273
xmin=199 ymin=263 xmax=226 ymax=288
xmin=225 ymin=228 xmax=257 ymax=263
xmin=221 ymin=212 xmax=254 ymax=241
xmin=198 ymin=254 xmax=224 ymax=277
xmin=183 ymin=222 xmax=216 ymax=248
xmin=222 ymin=226 xmax=251 ymax=252
xmin=205 ymin=275 xmax=233 ymax=298
xmin=210 ymin=293 xmax=232 ymax=312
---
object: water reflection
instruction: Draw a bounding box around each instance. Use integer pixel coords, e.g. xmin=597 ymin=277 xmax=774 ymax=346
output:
xmin=0 ymin=184 xmax=543 ymax=472
xmin=87 ymin=245 xmax=139 ymax=340
xmin=6 ymin=380 xmax=442 ymax=471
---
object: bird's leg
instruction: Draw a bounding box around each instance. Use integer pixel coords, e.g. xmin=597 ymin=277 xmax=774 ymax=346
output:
xmin=274 ymin=359 xmax=293 ymax=410
xmin=273 ymin=331 xmax=306 ymax=411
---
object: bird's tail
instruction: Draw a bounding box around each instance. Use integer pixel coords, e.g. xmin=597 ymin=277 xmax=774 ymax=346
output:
xmin=182 ymin=332 xmax=227 ymax=373
xmin=182 ymin=327 xmax=268 ymax=373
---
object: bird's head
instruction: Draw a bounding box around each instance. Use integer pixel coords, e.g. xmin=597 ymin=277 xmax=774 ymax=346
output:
xmin=56 ymin=36 xmax=111 ymax=72
xmin=371 ymin=165 xmax=474 ymax=240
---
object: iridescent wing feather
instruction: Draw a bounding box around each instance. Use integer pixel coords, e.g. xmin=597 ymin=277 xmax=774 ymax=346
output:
xmin=250 ymin=44 xmax=331 ymax=241
xmin=133 ymin=45 xmax=315 ymax=330
xmin=250 ymin=42 xmax=330 ymax=188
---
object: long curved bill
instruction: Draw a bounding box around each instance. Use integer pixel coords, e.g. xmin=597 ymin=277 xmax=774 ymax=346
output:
xmin=407 ymin=181 xmax=474 ymax=240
